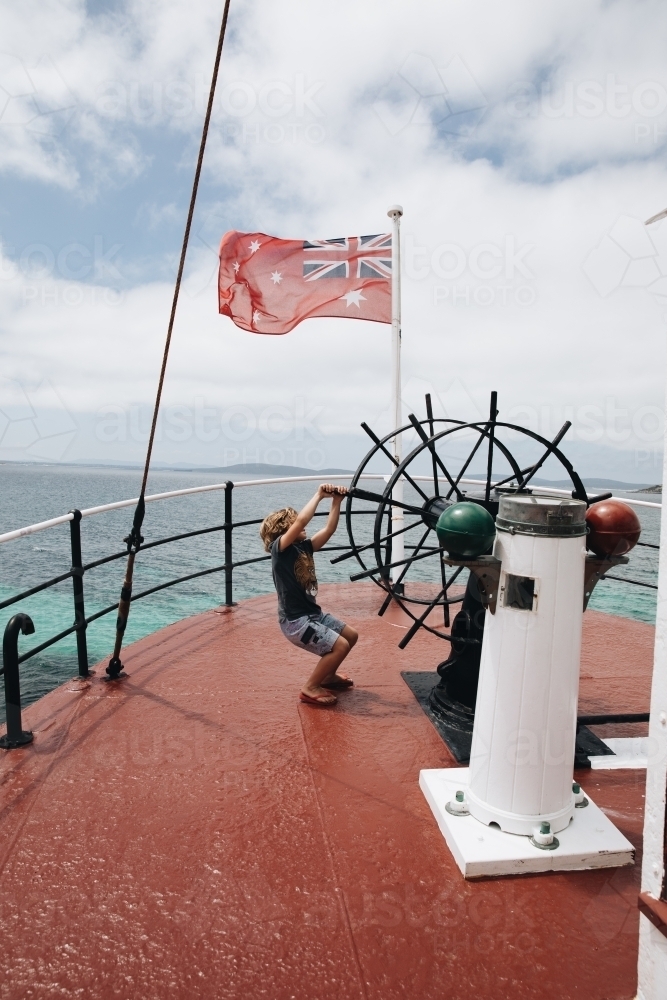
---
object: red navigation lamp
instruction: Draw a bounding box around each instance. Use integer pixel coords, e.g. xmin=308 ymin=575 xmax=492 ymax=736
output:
xmin=585 ymin=499 xmax=641 ymax=557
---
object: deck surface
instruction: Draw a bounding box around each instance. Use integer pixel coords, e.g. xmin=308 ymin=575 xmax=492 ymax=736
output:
xmin=0 ymin=583 xmax=655 ymax=1000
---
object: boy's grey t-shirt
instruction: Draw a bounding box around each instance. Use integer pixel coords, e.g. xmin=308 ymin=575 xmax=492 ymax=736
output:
xmin=270 ymin=537 xmax=321 ymax=621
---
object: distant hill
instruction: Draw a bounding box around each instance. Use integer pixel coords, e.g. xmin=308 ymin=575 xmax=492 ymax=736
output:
xmin=1 ymin=460 xmax=354 ymax=476
xmin=216 ymin=463 xmax=353 ymax=476
xmin=632 ymin=484 xmax=662 ymax=494
xmin=466 ymin=474 xmax=656 ymax=491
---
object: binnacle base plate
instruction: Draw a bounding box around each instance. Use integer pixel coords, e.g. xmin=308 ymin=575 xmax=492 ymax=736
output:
xmin=420 ymin=767 xmax=635 ymax=879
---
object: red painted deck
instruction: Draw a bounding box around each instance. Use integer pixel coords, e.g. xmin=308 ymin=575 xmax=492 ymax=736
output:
xmin=0 ymin=583 xmax=655 ymax=999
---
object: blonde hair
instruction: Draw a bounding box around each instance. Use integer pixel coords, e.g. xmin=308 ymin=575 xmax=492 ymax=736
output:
xmin=260 ymin=507 xmax=298 ymax=551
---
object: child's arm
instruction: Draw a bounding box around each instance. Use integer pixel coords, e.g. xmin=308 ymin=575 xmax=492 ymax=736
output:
xmin=278 ymin=484 xmax=346 ymax=551
xmin=311 ymin=487 xmax=347 ymax=552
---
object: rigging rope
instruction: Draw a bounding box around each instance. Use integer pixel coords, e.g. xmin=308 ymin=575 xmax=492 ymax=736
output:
xmin=107 ymin=0 xmax=233 ymax=679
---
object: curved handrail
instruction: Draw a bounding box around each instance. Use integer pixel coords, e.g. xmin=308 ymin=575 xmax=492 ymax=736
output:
xmin=0 ymin=472 xmax=660 ymax=545
xmin=0 ymin=473 xmax=385 ymax=544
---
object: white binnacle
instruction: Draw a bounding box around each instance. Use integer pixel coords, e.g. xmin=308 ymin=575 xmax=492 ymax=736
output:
xmin=467 ymin=496 xmax=587 ymax=837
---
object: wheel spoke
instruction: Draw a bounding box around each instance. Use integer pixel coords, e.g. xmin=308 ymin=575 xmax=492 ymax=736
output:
xmin=382 ymin=505 xmax=392 ymax=585
xmin=349 ymin=486 xmax=425 ymax=517
xmin=425 ymin=393 xmax=440 ymax=496
xmin=398 ymin=588 xmax=446 ymax=649
xmin=408 ymin=414 xmax=463 ymax=500
xmin=389 ymin=526 xmax=432 ymax=590
xmin=361 ymin=421 xmax=398 ymax=468
xmin=330 ymin=518 xmax=423 ymax=564
xmin=475 ymin=426 xmax=526 ymax=491
xmin=445 ymin=565 xmax=464 ymax=590
xmin=437 ymin=561 xmax=466 ymax=625
xmin=439 ymin=550 xmax=450 ymax=627
xmin=518 ymin=421 xmax=571 ymax=491
xmin=491 ymin=463 xmax=533 ymax=490
xmin=351 ymin=531 xmax=439 ymax=581
xmin=399 ymin=469 xmax=430 ymax=503
xmin=362 ymin=422 xmax=430 ymax=502
xmin=493 ymin=421 xmax=571 ymax=491
xmin=447 ymin=428 xmax=487 ymax=498
xmin=377 ymin=590 xmax=394 ymax=617
xmin=484 ymin=390 xmax=498 ymax=504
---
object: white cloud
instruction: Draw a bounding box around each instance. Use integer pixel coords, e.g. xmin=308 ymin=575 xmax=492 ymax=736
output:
xmin=1 ymin=0 xmax=666 ymax=188
xmin=1 ymin=0 xmax=667 ymax=480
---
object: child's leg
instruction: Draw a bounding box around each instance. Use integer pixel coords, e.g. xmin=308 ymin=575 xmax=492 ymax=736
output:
xmin=303 ymin=635 xmax=351 ymax=697
xmin=321 ymin=625 xmax=358 ymax=683
xmin=341 ymin=624 xmax=358 ymax=647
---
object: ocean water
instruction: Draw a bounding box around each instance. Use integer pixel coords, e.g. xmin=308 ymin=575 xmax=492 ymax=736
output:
xmin=0 ymin=463 xmax=660 ymax=716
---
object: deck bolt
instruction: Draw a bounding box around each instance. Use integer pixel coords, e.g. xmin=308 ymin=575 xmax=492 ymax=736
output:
xmin=530 ymin=820 xmax=559 ymax=850
xmin=445 ymin=790 xmax=469 ymax=816
xmin=573 ymin=782 xmax=589 ymax=808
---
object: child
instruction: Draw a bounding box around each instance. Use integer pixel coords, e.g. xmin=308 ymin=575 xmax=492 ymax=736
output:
xmin=260 ymin=484 xmax=358 ymax=706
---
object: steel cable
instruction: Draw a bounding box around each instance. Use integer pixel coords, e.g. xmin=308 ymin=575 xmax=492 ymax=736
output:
xmin=107 ymin=0 xmax=233 ymax=678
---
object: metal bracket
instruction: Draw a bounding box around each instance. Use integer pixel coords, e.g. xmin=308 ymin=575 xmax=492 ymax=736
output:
xmin=583 ymin=553 xmax=629 ymax=610
xmin=443 ymin=555 xmax=502 ymax=614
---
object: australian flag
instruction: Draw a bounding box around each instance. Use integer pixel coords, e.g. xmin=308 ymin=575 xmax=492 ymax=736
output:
xmin=218 ymin=230 xmax=392 ymax=335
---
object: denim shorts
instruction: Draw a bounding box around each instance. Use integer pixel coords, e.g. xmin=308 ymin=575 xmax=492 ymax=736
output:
xmin=280 ymin=612 xmax=346 ymax=656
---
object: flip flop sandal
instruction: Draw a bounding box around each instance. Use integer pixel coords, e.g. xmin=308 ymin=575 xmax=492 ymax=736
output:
xmin=321 ymin=677 xmax=354 ymax=690
xmin=299 ymin=690 xmax=337 ymax=706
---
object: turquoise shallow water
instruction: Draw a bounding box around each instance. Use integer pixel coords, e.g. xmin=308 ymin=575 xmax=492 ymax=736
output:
xmin=0 ymin=463 xmax=660 ymax=716
xmin=584 ymin=494 xmax=659 ymax=624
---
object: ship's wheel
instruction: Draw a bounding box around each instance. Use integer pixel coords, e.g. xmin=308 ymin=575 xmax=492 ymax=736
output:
xmin=333 ymin=391 xmax=596 ymax=755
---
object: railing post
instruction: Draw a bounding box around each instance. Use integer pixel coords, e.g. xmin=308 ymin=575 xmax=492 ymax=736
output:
xmin=69 ymin=510 xmax=89 ymax=678
xmin=224 ymin=481 xmax=236 ymax=607
xmin=1 ymin=614 xmax=35 ymax=749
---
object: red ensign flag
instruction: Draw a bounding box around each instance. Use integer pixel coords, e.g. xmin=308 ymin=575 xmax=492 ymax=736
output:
xmin=218 ymin=231 xmax=392 ymax=335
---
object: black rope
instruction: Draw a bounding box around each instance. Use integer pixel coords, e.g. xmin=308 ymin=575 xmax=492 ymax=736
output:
xmin=107 ymin=0 xmax=233 ymax=679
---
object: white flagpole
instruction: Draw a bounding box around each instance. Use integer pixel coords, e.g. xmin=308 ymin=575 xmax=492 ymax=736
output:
xmin=637 ymin=210 xmax=667 ymax=1000
xmin=387 ymin=205 xmax=404 ymax=591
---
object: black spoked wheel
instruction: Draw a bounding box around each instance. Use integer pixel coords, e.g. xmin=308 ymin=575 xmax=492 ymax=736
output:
xmin=337 ymin=391 xmax=588 ymax=651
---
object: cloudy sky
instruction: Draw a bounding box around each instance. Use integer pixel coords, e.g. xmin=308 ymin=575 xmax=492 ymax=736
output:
xmin=1 ymin=0 xmax=667 ymax=480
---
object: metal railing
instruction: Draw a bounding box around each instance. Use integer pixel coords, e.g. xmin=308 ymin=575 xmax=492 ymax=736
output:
xmin=0 ymin=474 xmax=379 ymax=674
xmin=0 ymin=473 xmax=661 ymax=743
xmin=0 ymin=475 xmax=384 ymax=738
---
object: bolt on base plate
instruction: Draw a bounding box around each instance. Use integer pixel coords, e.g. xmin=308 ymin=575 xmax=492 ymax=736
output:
xmin=529 ymin=834 xmax=560 ymax=851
